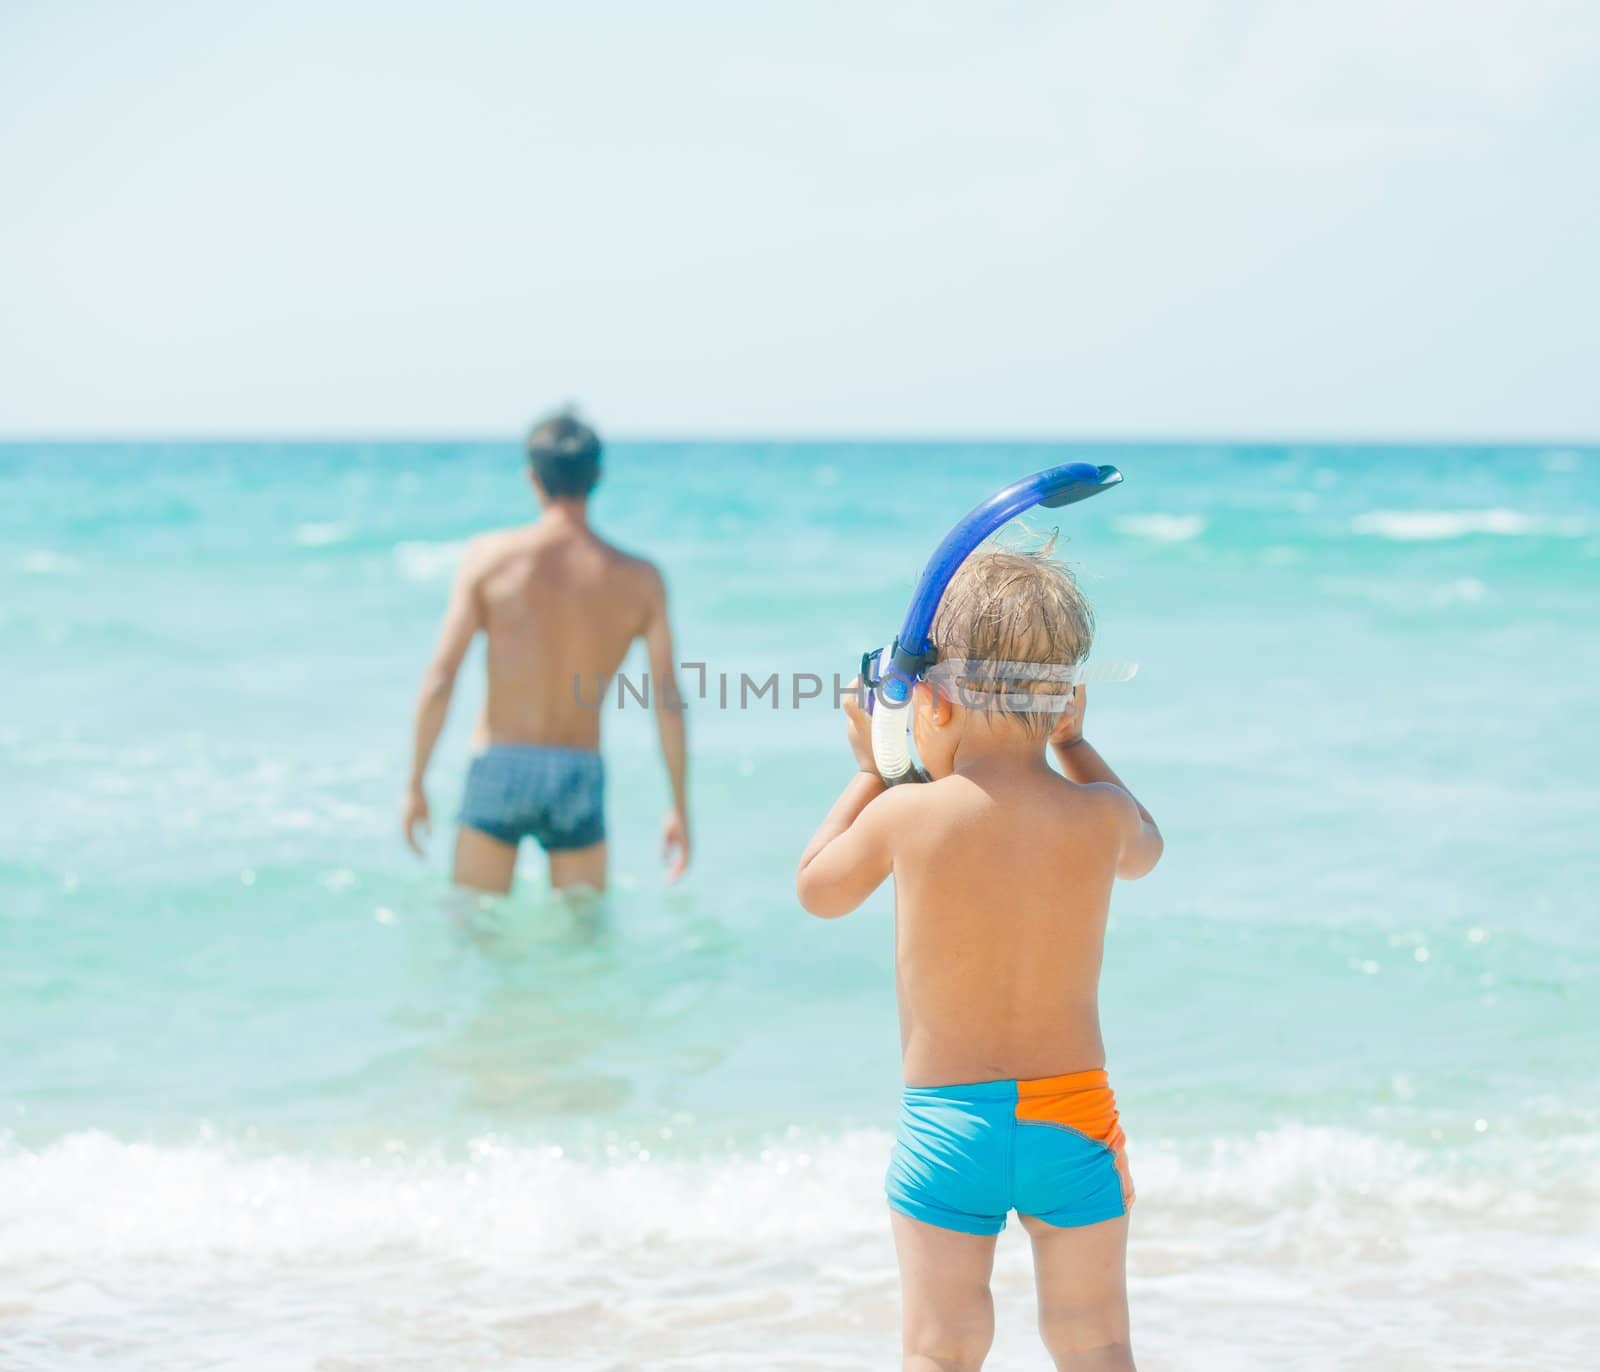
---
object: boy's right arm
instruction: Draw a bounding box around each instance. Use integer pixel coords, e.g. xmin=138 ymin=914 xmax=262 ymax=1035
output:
xmin=1051 ymin=688 xmax=1163 ymax=879
xmin=795 ymin=691 xmax=900 ymax=918
xmin=795 ymin=773 xmax=897 ymax=918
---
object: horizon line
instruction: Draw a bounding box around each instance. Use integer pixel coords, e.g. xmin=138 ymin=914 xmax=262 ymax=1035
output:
xmin=0 ymin=430 xmax=1596 ymax=450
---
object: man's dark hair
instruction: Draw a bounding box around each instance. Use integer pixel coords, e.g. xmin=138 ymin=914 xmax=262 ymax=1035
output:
xmin=525 ymin=408 xmax=602 ymax=499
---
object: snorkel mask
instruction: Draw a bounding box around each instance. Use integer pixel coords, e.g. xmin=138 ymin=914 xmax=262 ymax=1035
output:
xmin=860 ymin=462 xmax=1127 ymax=785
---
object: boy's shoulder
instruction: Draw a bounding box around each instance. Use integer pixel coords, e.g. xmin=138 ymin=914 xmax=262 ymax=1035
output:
xmin=867 ymin=771 xmax=1008 ymax=829
xmin=870 ymin=771 xmax=1129 ymax=818
xmin=1041 ymin=773 xmax=1142 ymax=829
xmin=861 ymin=775 xmax=943 ymax=828
xmin=958 ymin=767 xmax=1137 ymax=833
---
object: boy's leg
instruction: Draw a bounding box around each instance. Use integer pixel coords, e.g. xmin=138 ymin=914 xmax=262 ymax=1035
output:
xmin=1018 ymin=1213 xmax=1134 ymax=1371
xmin=890 ymin=1210 xmax=998 ymax=1372
xmin=453 ymin=825 xmax=518 ymax=894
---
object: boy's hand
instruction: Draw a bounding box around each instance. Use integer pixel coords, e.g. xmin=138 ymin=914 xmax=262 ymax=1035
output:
xmin=842 ymin=678 xmax=880 ymax=775
xmin=1050 ymin=685 xmax=1086 ymax=751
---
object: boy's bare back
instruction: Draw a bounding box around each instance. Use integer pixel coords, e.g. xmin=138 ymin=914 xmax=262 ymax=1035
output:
xmin=884 ymin=761 xmax=1138 ymax=1086
xmin=795 ymin=545 xmax=1160 ymax=1089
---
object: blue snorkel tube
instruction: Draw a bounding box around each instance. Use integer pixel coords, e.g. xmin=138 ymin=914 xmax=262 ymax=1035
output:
xmin=862 ymin=462 xmax=1123 ymax=785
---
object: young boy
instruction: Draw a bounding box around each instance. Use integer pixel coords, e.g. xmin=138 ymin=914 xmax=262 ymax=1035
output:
xmin=797 ymin=548 xmax=1162 ymax=1372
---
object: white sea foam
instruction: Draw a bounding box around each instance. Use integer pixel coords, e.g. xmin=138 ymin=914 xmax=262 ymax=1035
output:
xmin=5 ymin=1122 xmax=1587 ymax=1259
xmin=1352 ymin=508 xmax=1583 ymax=540
xmin=393 ymin=539 xmax=467 ymax=582
xmin=19 ymin=549 xmax=82 ymax=575
xmin=1114 ymin=513 xmax=1206 ymax=543
xmin=2 ymin=1126 xmax=1595 ymax=1370
xmin=293 ymin=521 xmax=352 ymax=547
xmin=1432 ymin=576 xmax=1488 ymax=606
xmin=0 ymin=1130 xmax=881 ymax=1263
xmin=1317 ymin=573 xmax=1495 ymax=612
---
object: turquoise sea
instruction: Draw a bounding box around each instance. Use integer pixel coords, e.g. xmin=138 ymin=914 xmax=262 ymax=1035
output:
xmin=2 ymin=441 xmax=1597 ymax=1370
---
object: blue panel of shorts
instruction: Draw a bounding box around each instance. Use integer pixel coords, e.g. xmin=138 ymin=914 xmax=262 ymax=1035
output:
xmin=885 ymin=1077 xmax=1128 ymax=1236
xmin=458 ymin=745 xmax=605 ymax=852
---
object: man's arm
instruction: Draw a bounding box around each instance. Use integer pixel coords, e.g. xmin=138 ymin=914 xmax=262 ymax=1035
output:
xmin=642 ymin=567 xmax=690 ymax=881
xmin=1050 ymin=687 xmax=1163 ymax=879
xmin=403 ymin=545 xmax=484 ymax=854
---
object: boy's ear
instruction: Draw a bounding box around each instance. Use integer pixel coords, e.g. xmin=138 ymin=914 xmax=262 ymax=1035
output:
xmin=913 ymin=680 xmax=951 ymax=726
xmin=1048 ymin=690 xmax=1082 ymax=743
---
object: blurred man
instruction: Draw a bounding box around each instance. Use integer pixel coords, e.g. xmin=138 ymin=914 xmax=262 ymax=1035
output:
xmin=403 ymin=409 xmax=688 ymax=893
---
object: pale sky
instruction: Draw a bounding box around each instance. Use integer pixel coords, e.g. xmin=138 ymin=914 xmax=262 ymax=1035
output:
xmin=2 ymin=0 xmax=1596 ymax=439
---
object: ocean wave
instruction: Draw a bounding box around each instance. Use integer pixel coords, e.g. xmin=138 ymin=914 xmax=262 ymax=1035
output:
xmin=1432 ymin=576 xmax=1488 ymax=605
xmin=0 ymin=1129 xmax=883 ymax=1264
xmin=18 ymin=549 xmax=82 ymax=575
xmin=4 ymin=1126 xmax=1595 ymax=1370
xmin=293 ymin=521 xmax=353 ymax=547
xmin=1317 ymin=573 xmax=1492 ymax=610
xmin=1113 ymin=514 xmax=1206 ymax=543
xmin=393 ymin=539 xmax=466 ymax=582
xmin=2 ymin=1123 xmax=1588 ymax=1266
xmin=1352 ymin=508 xmax=1585 ymax=540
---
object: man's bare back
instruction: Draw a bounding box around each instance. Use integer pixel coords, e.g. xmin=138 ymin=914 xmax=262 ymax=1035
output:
xmin=469 ymin=518 xmax=663 ymax=751
xmin=403 ymin=410 xmax=687 ymax=895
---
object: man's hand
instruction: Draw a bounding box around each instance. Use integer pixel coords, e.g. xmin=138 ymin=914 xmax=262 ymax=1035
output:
xmin=842 ymin=679 xmax=879 ymax=775
xmin=661 ymin=809 xmax=690 ymax=883
xmin=402 ymin=787 xmax=431 ymax=856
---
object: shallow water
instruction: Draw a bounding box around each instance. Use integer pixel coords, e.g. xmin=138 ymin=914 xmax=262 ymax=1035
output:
xmin=2 ymin=441 xmax=1598 ymax=1368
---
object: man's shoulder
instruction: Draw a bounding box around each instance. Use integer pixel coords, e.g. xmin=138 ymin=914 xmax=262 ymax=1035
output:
xmin=595 ymin=535 xmax=658 ymax=574
xmin=462 ymin=526 xmax=525 ymax=562
xmin=594 ymin=538 xmax=665 ymax=596
xmin=466 ymin=523 xmax=580 ymax=568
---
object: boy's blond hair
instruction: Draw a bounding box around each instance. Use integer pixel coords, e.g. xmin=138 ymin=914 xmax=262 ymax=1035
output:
xmin=929 ymin=542 xmax=1094 ymax=737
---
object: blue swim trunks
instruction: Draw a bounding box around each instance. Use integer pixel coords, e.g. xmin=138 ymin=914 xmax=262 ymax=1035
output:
xmin=458 ymin=745 xmax=605 ymax=852
xmin=886 ymin=1069 xmax=1134 ymax=1236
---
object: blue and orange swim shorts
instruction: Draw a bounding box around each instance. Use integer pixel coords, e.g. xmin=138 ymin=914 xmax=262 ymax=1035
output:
xmin=886 ymin=1068 xmax=1133 ymax=1235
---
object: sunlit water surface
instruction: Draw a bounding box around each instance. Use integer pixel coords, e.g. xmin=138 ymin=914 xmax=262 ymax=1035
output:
xmin=2 ymin=441 xmax=1597 ymax=1369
